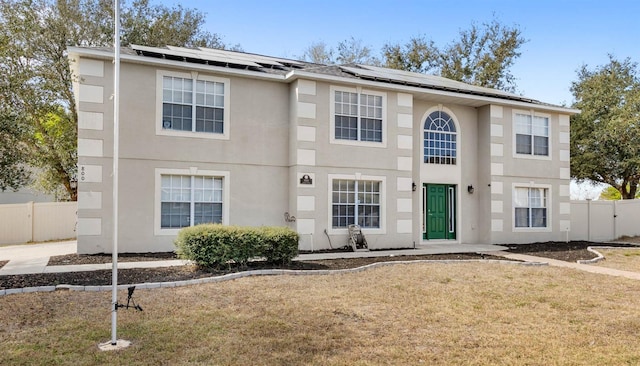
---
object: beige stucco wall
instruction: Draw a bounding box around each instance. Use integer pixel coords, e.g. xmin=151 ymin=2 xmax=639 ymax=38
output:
xmin=290 ymin=80 xmax=413 ymax=250
xmin=76 ymin=58 xmax=291 ymax=253
xmin=73 ymin=50 xmax=575 ymax=253
xmin=412 ymin=101 xmax=481 ymax=244
xmin=486 ymin=106 xmax=572 ymax=244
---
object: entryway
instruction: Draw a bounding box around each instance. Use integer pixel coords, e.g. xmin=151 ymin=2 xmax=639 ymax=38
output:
xmin=422 ymin=184 xmax=456 ymax=240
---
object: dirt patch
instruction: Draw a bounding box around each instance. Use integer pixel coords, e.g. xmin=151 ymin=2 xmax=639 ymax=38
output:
xmin=0 ymin=260 xmax=7 ymax=269
xmin=2 ymin=253 xmax=506 ymax=290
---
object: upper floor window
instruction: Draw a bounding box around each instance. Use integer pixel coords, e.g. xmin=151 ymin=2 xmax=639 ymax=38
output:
xmin=331 ymin=86 xmax=386 ymax=146
xmin=515 ymin=112 xmax=549 ymax=156
xmin=157 ymin=71 xmax=230 ymax=140
xmin=423 ymin=111 xmax=457 ymax=165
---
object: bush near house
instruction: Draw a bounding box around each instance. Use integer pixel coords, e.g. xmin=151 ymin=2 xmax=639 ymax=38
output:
xmin=175 ymin=224 xmax=299 ymax=268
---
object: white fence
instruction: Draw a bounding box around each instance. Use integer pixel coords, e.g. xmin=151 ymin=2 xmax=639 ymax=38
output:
xmin=571 ymin=200 xmax=640 ymax=242
xmin=0 ymin=202 xmax=77 ymax=245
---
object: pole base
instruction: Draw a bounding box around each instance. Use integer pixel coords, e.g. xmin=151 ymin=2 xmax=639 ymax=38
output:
xmin=98 ymin=339 xmax=131 ymax=351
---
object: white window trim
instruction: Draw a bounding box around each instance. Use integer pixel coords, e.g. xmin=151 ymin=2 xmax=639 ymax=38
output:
xmin=327 ymin=173 xmax=386 ymax=235
xmin=154 ymin=167 xmax=230 ymax=236
xmin=422 ymin=107 xmax=459 ymax=166
xmin=329 ymin=85 xmax=387 ymax=148
xmin=512 ymin=109 xmax=552 ymax=161
xmin=512 ymin=182 xmax=552 ymax=233
xmin=156 ymin=70 xmax=231 ymax=140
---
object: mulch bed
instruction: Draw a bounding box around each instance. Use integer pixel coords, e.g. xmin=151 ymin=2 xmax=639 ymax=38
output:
xmin=504 ymin=241 xmax=640 ymax=262
xmin=2 ymin=241 xmax=638 ymax=291
xmin=2 ymin=253 xmax=506 ymax=290
xmin=48 ymin=252 xmax=177 ymax=266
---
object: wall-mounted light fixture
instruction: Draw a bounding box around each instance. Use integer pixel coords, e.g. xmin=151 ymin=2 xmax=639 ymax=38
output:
xmin=467 ymin=185 xmax=474 ymax=194
xmin=412 ymin=182 xmax=417 ymax=192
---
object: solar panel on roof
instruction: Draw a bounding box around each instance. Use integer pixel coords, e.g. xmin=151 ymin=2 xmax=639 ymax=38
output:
xmin=163 ymin=45 xmax=262 ymax=68
xmin=132 ymin=44 xmax=262 ymax=68
xmin=198 ymin=47 xmax=304 ymax=67
xmin=195 ymin=47 xmax=284 ymax=67
xmin=342 ymin=64 xmax=524 ymax=100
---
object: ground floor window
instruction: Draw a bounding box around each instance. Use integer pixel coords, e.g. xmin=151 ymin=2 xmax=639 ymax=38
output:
xmin=332 ymin=179 xmax=380 ymax=228
xmin=514 ymin=187 xmax=547 ymax=228
xmin=161 ymin=175 xmax=223 ymax=228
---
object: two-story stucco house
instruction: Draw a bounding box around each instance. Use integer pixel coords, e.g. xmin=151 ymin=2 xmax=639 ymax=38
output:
xmin=68 ymin=45 xmax=578 ymax=254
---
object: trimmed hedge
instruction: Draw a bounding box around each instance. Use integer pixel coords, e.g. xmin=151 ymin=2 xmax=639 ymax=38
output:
xmin=174 ymin=224 xmax=299 ymax=268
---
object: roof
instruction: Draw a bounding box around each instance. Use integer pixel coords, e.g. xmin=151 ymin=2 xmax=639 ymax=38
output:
xmin=67 ymin=45 xmax=579 ymax=114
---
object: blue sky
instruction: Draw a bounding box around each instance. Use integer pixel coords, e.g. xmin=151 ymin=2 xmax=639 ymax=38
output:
xmin=157 ymin=0 xmax=639 ymax=107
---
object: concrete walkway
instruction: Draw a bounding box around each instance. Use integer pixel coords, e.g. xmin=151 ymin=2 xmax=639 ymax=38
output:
xmin=0 ymin=242 xmax=507 ymax=276
xmin=497 ymin=251 xmax=640 ymax=280
xmin=2 ymin=242 xmax=640 ymax=282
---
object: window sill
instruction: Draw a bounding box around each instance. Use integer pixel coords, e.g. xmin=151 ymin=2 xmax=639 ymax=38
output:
xmin=156 ymin=128 xmax=229 ymax=140
xmin=513 ymin=153 xmax=552 ymax=161
xmin=512 ymin=227 xmax=552 ymax=233
xmin=329 ymin=138 xmax=387 ymax=148
xmin=327 ymin=227 xmax=386 ymax=236
xmin=155 ymin=227 xmax=181 ymax=236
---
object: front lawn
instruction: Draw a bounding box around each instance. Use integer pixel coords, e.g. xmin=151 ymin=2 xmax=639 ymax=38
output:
xmin=2 ymin=262 xmax=640 ymax=365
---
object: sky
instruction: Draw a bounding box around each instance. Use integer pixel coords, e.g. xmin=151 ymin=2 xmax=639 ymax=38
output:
xmin=157 ymin=0 xmax=640 ymax=107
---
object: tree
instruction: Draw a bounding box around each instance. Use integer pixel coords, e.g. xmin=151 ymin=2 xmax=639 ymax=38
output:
xmin=335 ymin=37 xmax=378 ymax=65
xmin=570 ymin=56 xmax=640 ymax=199
xmin=382 ymin=19 xmax=526 ymax=92
xmin=0 ymin=113 xmax=31 ymax=192
xmin=300 ymin=41 xmax=334 ymax=64
xmin=0 ymin=0 xmax=235 ymax=201
xmin=599 ymin=185 xmax=640 ymax=200
xmin=300 ymin=37 xmax=379 ymax=65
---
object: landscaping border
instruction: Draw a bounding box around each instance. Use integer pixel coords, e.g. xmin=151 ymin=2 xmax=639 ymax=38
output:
xmin=0 ymin=259 xmax=541 ymax=297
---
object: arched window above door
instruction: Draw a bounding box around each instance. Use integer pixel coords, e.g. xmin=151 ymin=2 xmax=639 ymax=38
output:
xmin=423 ymin=111 xmax=457 ymax=165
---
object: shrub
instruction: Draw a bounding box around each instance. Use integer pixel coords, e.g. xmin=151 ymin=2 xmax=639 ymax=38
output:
xmin=175 ymin=224 xmax=299 ymax=268
xmin=258 ymin=226 xmax=299 ymax=265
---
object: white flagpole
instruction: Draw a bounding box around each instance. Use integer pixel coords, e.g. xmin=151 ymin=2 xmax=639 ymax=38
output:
xmin=111 ymin=0 xmax=121 ymax=346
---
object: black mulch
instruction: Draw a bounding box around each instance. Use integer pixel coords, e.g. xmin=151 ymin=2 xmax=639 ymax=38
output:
xmin=504 ymin=240 xmax=640 ymax=262
xmin=1 ymin=241 xmax=638 ymax=290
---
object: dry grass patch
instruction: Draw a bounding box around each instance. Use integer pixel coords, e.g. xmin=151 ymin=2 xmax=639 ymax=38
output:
xmin=596 ymin=248 xmax=640 ymax=272
xmin=616 ymin=235 xmax=640 ymax=244
xmin=2 ymin=262 xmax=640 ymax=365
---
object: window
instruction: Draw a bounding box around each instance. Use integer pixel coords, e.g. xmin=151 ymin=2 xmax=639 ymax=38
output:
xmin=515 ymin=112 xmax=549 ymax=156
xmin=161 ymin=175 xmax=223 ymax=229
xmin=424 ymin=111 xmax=457 ymax=164
xmin=333 ymin=89 xmax=384 ymax=143
xmin=514 ymin=187 xmax=547 ymax=228
xmin=163 ymin=76 xmax=225 ymax=133
xmin=332 ymin=179 xmax=380 ymax=228
xmin=157 ymin=71 xmax=230 ymax=140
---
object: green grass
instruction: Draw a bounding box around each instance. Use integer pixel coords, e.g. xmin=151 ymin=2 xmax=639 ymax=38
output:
xmin=2 ymin=262 xmax=640 ymax=365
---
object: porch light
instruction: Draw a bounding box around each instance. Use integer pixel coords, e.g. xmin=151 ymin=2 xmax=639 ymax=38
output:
xmin=467 ymin=185 xmax=474 ymax=194
xmin=412 ymin=182 xmax=417 ymax=192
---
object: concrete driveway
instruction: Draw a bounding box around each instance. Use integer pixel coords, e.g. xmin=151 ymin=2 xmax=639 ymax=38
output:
xmin=0 ymin=240 xmax=76 ymax=275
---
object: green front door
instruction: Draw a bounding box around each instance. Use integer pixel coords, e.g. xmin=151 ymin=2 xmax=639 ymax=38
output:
xmin=423 ymin=184 xmax=456 ymax=240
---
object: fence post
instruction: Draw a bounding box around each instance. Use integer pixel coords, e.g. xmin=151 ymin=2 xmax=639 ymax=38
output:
xmin=26 ymin=201 xmax=34 ymax=243
xmin=586 ymin=198 xmax=592 ymax=242
xmin=613 ymin=200 xmax=618 ymax=240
